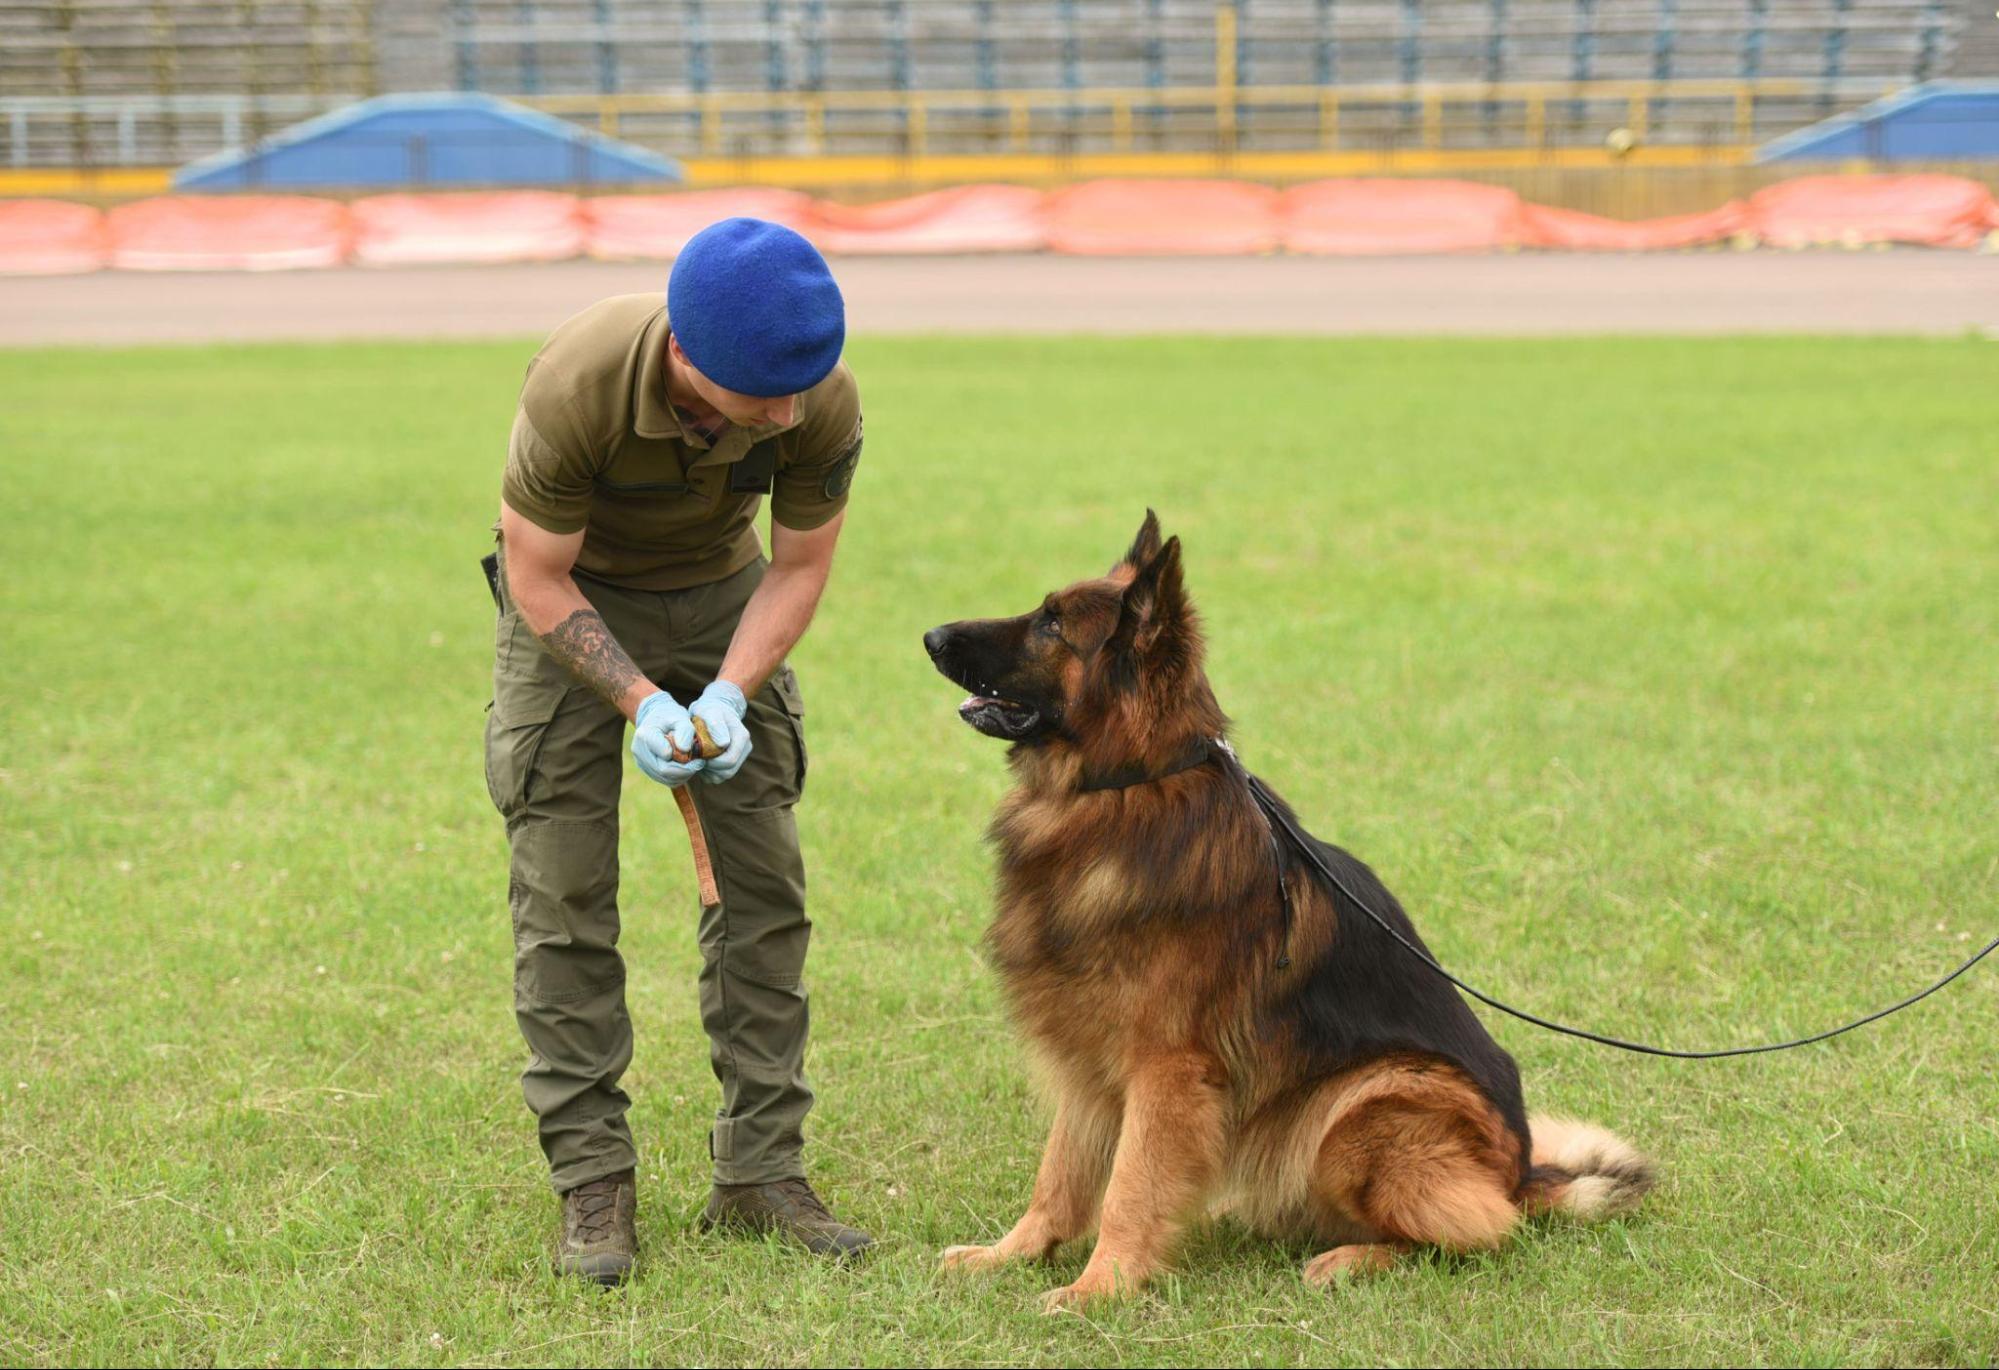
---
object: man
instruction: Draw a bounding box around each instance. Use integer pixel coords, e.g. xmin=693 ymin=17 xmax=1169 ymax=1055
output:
xmin=483 ymin=218 xmax=870 ymax=1285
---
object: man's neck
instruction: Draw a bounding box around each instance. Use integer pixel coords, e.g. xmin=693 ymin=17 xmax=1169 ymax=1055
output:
xmin=662 ymin=340 xmax=726 ymax=435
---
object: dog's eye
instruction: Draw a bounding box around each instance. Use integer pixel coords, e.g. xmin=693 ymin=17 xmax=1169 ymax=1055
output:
xmin=1038 ymin=608 xmax=1062 ymax=635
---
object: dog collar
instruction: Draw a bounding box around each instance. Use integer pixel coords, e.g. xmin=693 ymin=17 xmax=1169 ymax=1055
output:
xmin=1075 ymin=735 xmax=1226 ymax=793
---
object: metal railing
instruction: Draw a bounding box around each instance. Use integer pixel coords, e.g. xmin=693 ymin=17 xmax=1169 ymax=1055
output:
xmin=518 ymin=77 xmax=1901 ymax=160
xmin=439 ymin=0 xmax=1962 ymax=95
xmin=0 ymin=94 xmax=355 ymax=170
xmin=0 ymin=78 xmax=1901 ymax=173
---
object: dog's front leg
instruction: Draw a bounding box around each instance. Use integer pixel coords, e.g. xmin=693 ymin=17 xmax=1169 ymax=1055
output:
xmin=942 ymin=1095 xmax=1113 ymax=1272
xmin=1042 ymin=1052 xmax=1227 ymax=1312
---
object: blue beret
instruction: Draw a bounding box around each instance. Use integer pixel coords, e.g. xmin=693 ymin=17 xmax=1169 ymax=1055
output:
xmin=667 ymin=218 xmax=845 ymax=399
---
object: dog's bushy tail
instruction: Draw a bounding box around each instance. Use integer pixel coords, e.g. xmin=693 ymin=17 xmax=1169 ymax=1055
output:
xmin=1519 ymin=1116 xmax=1656 ymax=1220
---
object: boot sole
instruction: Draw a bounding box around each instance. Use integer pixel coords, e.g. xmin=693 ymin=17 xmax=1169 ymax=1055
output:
xmin=555 ymin=1254 xmax=635 ymax=1287
xmin=700 ymin=1212 xmax=874 ymax=1260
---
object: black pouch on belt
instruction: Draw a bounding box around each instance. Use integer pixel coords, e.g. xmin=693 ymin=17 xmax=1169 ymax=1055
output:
xmin=480 ymin=550 xmax=501 ymax=610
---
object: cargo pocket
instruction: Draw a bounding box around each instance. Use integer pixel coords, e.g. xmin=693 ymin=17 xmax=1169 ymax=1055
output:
xmin=484 ymin=687 xmax=565 ymax=819
xmin=770 ymin=666 xmax=808 ymax=798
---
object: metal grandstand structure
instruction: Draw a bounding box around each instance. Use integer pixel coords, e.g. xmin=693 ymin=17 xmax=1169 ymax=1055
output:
xmin=438 ymin=0 xmax=1964 ymax=92
xmin=0 ymin=1 xmax=1984 ymax=174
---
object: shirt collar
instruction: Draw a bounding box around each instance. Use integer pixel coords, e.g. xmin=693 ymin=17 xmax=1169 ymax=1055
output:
xmin=631 ymin=306 xmax=683 ymax=440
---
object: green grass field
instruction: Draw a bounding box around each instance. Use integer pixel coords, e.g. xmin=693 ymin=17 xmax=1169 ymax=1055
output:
xmin=2 ymin=333 xmax=1995 ymax=1368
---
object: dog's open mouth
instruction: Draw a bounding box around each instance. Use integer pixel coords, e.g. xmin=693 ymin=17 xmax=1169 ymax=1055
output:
xmin=958 ymin=694 xmax=1042 ymax=739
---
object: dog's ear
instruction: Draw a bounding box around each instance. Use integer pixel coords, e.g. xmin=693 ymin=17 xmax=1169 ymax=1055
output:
xmin=1115 ymin=508 xmax=1163 ymax=573
xmin=1109 ymin=534 xmax=1185 ymax=660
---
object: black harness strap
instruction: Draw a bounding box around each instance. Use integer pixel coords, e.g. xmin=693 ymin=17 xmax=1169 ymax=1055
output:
xmin=1233 ymin=744 xmax=1997 ymax=1058
xmin=1075 ymin=733 xmax=1999 ymax=1058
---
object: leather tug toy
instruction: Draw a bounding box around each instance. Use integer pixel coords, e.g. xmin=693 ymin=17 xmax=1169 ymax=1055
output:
xmin=670 ymin=718 xmax=726 ymax=908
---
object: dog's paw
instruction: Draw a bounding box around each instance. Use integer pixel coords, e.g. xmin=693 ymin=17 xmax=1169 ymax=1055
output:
xmin=940 ymin=1243 xmax=1007 ymax=1273
xmin=1039 ymin=1277 xmax=1120 ymax=1314
xmin=1302 ymin=1243 xmax=1402 ymax=1288
xmin=1038 ymin=1283 xmax=1089 ymax=1314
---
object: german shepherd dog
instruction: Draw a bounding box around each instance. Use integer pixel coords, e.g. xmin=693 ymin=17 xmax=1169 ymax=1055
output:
xmin=923 ymin=512 xmax=1654 ymax=1309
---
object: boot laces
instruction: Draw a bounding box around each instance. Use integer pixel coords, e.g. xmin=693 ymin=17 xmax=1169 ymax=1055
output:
xmin=773 ymin=1177 xmax=833 ymax=1222
xmin=569 ymin=1177 xmax=624 ymax=1242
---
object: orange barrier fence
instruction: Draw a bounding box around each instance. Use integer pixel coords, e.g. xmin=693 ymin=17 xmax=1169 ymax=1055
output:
xmin=106 ymin=195 xmax=350 ymax=271
xmin=0 ymin=199 xmax=106 ymax=275
xmin=586 ymin=188 xmax=815 ymax=259
xmin=1516 ymin=200 xmax=1753 ymax=251
xmin=1747 ymin=175 xmax=1999 ymax=250
xmin=1046 ymin=180 xmax=1281 ymax=256
xmin=806 ymin=184 xmax=1047 ymax=255
xmin=4 ymin=176 xmax=1994 ymax=274
xmin=351 ymin=191 xmax=584 ymax=266
xmin=1282 ymin=180 xmax=1524 ymax=254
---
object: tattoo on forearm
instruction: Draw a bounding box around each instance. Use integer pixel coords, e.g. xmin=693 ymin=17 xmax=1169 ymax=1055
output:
xmin=539 ymin=609 xmax=646 ymax=709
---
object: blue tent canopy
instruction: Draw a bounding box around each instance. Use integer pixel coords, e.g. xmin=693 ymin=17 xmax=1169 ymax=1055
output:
xmin=175 ymin=92 xmax=682 ymax=190
xmin=1757 ymin=82 xmax=1999 ymax=164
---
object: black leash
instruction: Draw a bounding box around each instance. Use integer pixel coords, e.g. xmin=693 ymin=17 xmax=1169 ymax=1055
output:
xmin=1086 ymin=736 xmax=1998 ymax=1059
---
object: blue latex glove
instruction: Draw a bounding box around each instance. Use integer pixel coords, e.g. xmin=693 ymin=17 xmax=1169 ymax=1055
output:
xmin=631 ymin=690 xmax=703 ymax=788
xmin=689 ymin=680 xmax=751 ymax=785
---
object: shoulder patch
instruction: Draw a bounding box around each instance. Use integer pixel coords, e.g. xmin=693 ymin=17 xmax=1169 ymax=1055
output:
xmin=822 ymin=418 xmax=863 ymax=500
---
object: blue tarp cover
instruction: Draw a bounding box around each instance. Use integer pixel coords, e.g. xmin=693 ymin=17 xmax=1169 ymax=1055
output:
xmin=1758 ymin=82 xmax=1999 ymax=163
xmin=175 ymin=92 xmax=682 ymax=190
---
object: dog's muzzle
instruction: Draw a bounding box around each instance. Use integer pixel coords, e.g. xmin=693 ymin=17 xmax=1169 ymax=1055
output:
xmin=924 ymin=626 xmax=1043 ymax=740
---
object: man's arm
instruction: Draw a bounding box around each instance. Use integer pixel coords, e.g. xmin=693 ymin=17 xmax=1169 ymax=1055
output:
xmin=500 ymin=501 xmax=656 ymax=722
xmin=714 ymin=510 xmax=847 ymax=698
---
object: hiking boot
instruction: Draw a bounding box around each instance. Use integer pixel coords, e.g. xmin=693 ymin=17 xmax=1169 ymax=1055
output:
xmin=555 ymin=1169 xmax=637 ymax=1286
xmin=700 ymin=1177 xmax=874 ymax=1259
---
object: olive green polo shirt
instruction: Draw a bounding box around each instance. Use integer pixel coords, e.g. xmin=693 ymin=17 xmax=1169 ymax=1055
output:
xmin=502 ymin=293 xmax=863 ymax=590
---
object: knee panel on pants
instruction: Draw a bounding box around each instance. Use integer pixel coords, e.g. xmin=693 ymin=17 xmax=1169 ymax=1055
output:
xmin=698 ymin=805 xmax=810 ymax=989
xmin=510 ymin=817 xmax=624 ymax=1006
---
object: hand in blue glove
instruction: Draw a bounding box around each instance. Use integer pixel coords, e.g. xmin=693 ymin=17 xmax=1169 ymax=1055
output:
xmin=689 ymin=680 xmax=751 ymax=785
xmin=631 ymin=690 xmax=703 ymax=788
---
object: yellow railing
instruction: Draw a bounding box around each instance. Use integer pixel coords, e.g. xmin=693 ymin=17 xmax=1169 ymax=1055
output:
xmin=1215 ymin=1 xmax=1239 ymax=155
xmin=0 ymin=75 xmax=1890 ymax=198
xmin=522 ymin=77 xmax=1884 ymax=164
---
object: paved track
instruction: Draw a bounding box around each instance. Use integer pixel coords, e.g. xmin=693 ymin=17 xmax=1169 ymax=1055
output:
xmin=2 ymin=252 xmax=1995 ymax=345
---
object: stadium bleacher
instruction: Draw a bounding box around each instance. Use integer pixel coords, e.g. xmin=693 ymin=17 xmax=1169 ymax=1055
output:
xmin=0 ymin=1 xmax=1980 ymax=170
xmin=428 ymin=2 xmax=1964 ymax=90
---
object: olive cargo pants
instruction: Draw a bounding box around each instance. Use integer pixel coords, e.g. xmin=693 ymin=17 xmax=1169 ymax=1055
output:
xmin=484 ymin=556 xmax=814 ymax=1194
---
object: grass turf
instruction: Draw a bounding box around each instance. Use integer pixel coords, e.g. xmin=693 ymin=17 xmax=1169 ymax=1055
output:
xmin=0 ymin=334 xmax=1994 ymax=1368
